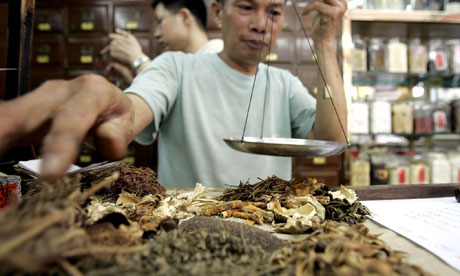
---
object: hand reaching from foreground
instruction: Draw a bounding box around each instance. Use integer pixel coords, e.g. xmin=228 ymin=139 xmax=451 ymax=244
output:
xmin=0 ymin=74 xmax=135 ymax=180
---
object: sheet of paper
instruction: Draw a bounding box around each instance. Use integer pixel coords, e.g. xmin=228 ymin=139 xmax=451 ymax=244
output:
xmin=363 ymin=197 xmax=460 ymax=272
xmin=18 ymin=159 xmax=81 ymax=175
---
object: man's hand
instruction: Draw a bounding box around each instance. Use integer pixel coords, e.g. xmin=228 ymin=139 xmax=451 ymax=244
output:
xmin=0 ymin=74 xmax=135 ymax=180
xmin=303 ymin=0 xmax=347 ymax=43
xmin=109 ymin=29 xmax=146 ymax=65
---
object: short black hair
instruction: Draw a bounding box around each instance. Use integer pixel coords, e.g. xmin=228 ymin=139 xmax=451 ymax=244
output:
xmin=152 ymin=0 xmax=208 ymax=30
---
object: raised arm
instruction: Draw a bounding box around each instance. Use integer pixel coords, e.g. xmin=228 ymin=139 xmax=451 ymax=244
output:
xmin=304 ymin=0 xmax=348 ymax=143
xmin=0 ymin=74 xmax=153 ymax=180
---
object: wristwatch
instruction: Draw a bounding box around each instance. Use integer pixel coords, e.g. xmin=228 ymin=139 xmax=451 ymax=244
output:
xmin=131 ymin=55 xmax=150 ymax=72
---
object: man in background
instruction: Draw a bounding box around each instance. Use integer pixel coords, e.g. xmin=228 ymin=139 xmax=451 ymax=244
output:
xmin=105 ymin=0 xmax=223 ymax=84
xmin=0 ymin=0 xmax=347 ymax=188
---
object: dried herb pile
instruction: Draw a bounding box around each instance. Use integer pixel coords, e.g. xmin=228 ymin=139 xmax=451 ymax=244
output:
xmin=272 ymin=221 xmax=430 ymax=276
xmin=179 ymin=216 xmax=289 ymax=253
xmin=0 ymin=173 xmax=124 ymax=275
xmin=108 ymin=164 xmax=166 ymax=201
xmin=69 ymin=230 xmax=280 ymax=276
xmin=217 ymin=176 xmax=370 ymax=225
xmin=218 ymin=176 xmax=329 ymax=202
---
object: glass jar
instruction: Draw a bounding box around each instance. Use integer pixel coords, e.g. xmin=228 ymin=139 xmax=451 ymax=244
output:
xmin=413 ymin=101 xmax=433 ymax=134
xmin=446 ymin=39 xmax=460 ymax=74
xmin=371 ymin=152 xmax=390 ymax=185
xmin=428 ymin=39 xmax=449 ymax=73
xmin=368 ymin=38 xmax=387 ymax=72
xmin=408 ymin=38 xmax=428 ymax=74
xmin=351 ymin=151 xmax=371 ymax=186
xmin=351 ymin=35 xmax=367 ymax=72
xmin=432 ymin=101 xmax=450 ymax=133
xmin=409 ymin=153 xmax=430 ymax=184
xmin=387 ymin=37 xmax=408 ymax=73
xmin=392 ymin=102 xmax=414 ymax=134
xmin=427 ymin=152 xmax=452 ymax=184
xmin=445 ymin=0 xmax=460 ymax=12
xmin=448 ymin=152 xmax=460 ymax=183
xmin=389 ymin=154 xmax=410 ymax=185
xmin=452 ymin=100 xmax=460 ymax=133
xmin=370 ymin=101 xmax=392 ymax=134
xmin=351 ymin=101 xmax=370 ymax=134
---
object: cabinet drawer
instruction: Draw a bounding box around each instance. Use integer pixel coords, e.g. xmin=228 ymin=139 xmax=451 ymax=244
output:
xmin=132 ymin=33 xmax=156 ymax=58
xmin=34 ymin=7 xmax=66 ymax=33
xmin=30 ymin=70 xmax=65 ymax=90
xmin=68 ymin=6 xmax=109 ymax=33
xmin=114 ymin=6 xmax=153 ymax=32
xmin=32 ymin=36 xmax=65 ymax=66
xmin=266 ymin=33 xmax=295 ymax=64
xmin=294 ymin=155 xmax=343 ymax=168
xmin=296 ymin=36 xmax=315 ymax=64
xmin=67 ymin=38 xmax=108 ymax=66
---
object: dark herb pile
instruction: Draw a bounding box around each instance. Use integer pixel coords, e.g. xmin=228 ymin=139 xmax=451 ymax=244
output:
xmin=179 ymin=216 xmax=290 ymax=253
xmin=108 ymin=164 xmax=166 ymax=200
xmin=69 ymin=230 xmax=281 ymax=276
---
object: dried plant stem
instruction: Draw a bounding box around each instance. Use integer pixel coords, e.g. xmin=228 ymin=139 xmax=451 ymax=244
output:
xmin=0 ymin=210 xmax=67 ymax=258
xmin=63 ymin=244 xmax=149 ymax=258
xmin=59 ymin=259 xmax=85 ymax=276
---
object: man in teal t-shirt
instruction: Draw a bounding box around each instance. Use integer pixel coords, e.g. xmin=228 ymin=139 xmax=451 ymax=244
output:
xmin=0 ymin=0 xmax=348 ymax=185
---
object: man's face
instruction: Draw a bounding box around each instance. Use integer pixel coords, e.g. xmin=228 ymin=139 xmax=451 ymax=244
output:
xmin=153 ymin=3 xmax=188 ymax=52
xmin=220 ymin=0 xmax=285 ymax=66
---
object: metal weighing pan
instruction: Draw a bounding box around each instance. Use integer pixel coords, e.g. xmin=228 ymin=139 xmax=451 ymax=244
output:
xmin=223 ymin=137 xmax=347 ymax=158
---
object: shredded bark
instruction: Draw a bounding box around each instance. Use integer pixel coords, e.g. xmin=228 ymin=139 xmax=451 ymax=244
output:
xmin=108 ymin=164 xmax=166 ymax=200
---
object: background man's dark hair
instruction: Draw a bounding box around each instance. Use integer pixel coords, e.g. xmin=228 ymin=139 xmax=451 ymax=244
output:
xmin=151 ymin=0 xmax=208 ymax=30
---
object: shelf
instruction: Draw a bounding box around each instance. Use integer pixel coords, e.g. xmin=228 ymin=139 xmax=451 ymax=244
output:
xmin=347 ymin=9 xmax=460 ymax=24
xmin=352 ymin=72 xmax=460 ymax=87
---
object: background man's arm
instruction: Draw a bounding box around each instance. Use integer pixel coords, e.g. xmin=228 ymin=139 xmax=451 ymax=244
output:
xmin=304 ymin=0 xmax=348 ymax=143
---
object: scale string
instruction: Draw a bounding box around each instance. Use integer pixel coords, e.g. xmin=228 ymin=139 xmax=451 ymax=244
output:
xmin=291 ymin=0 xmax=349 ymax=144
xmin=241 ymin=0 xmax=274 ymax=142
xmin=242 ymin=0 xmax=348 ymax=145
xmin=260 ymin=2 xmax=275 ymax=139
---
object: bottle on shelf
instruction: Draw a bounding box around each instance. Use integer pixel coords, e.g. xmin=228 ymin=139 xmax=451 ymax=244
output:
xmin=426 ymin=152 xmax=452 ymax=184
xmin=409 ymin=152 xmax=430 ymax=184
xmin=413 ymin=100 xmax=434 ymax=134
xmin=350 ymin=151 xmax=371 ymax=186
xmin=408 ymin=38 xmax=428 ymax=74
xmin=370 ymin=101 xmax=392 ymax=134
xmin=432 ymin=100 xmax=450 ymax=133
xmin=392 ymin=102 xmax=414 ymax=134
xmin=387 ymin=37 xmax=408 ymax=73
xmin=446 ymin=39 xmax=460 ymax=74
xmin=388 ymin=153 xmax=410 ymax=185
xmin=428 ymin=39 xmax=449 ymax=73
xmin=368 ymin=37 xmax=387 ymax=72
xmin=351 ymin=35 xmax=367 ymax=72
xmin=371 ymin=151 xmax=391 ymax=185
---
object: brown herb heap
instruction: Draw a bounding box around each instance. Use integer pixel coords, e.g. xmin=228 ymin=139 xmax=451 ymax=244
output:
xmin=71 ymin=230 xmax=281 ymax=276
xmin=179 ymin=216 xmax=289 ymax=253
xmin=218 ymin=176 xmax=330 ymax=203
xmin=0 ymin=173 xmax=129 ymax=275
xmin=108 ymin=164 xmax=166 ymax=200
xmin=271 ymin=221 xmax=430 ymax=276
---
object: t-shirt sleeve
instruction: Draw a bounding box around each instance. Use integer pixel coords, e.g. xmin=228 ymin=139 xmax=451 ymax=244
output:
xmin=289 ymin=75 xmax=317 ymax=139
xmin=123 ymin=52 xmax=182 ymax=145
